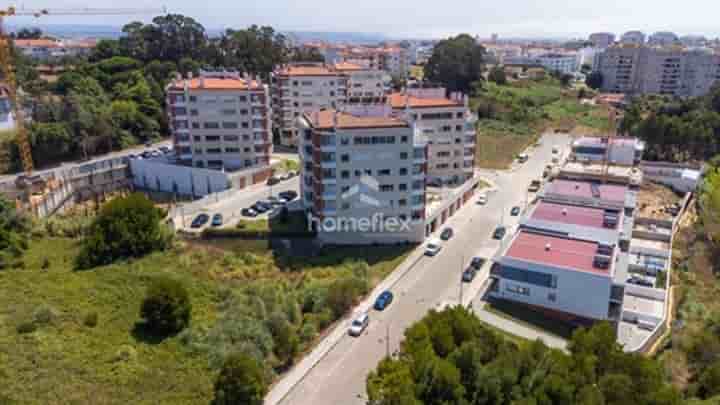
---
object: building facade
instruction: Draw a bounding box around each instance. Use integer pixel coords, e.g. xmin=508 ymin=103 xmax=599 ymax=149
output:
xmin=648 ymin=31 xmax=679 ymax=47
xmin=388 ymin=88 xmax=476 ymax=185
xmin=620 ymin=31 xmax=646 ymax=45
xmin=589 ymin=32 xmax=616 ymax=49
xmin=270 ymin=62 xmax=385 ymax=148
xmin=596 ymin=45 xmax=720 ymax=97
xmin=297 ymin=109 xmax=427 ymax=244
xmin=166 ymin=70 xmax=272 ymax=171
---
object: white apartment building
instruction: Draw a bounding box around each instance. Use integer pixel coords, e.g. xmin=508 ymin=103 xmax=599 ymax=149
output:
xmin=537 ymin=53 xmax=579 ymax=74
xmin=620 ymin=31 xmax=646 ymax=45
xmin=166 ymin=70 xmax=272 ymax=171
xmin=596 ymin=45 xmax=720 ymax=97
xmin=271 ymin=62 xmax=385 ymax=148
xmin=589 ymin=32 xmax=616 ymax=49
xmin=388 ymin=87 xmax=476 ymax=185
xmin=297 ymin=108 xmax=427 ymax=244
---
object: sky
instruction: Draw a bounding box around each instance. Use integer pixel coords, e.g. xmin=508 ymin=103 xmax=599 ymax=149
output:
xmin=7 ymin=0 xmax=720 ymax=39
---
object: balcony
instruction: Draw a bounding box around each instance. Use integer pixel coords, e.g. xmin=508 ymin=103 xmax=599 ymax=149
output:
xmin=321 ymin=191 xmax=337 ymax=200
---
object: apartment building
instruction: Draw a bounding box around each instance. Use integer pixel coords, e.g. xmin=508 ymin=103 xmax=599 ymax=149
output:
xmin=13 ymin=38 xmax=96 ymax=61
xmin=506 ymin=53 xmax=580 ymax=74
xmin=331 ymin=46 xmax=409 ymax=79
xmin=589 ymin=32 xmax=616 ymax=49
xmin=388 ymin=87 xmax=476 ymax=185
xmin=297 ymin=108 xmax=427 ymax=244
xmin=166 ymin=70 xmax=272 ymax=171
xmin=648 ymin=31 xmax=679 ymax=47
xmin=270 ymin=62 xmax=385 ymax=147
xmin=596 ymin=45 xmax=720 ymax=97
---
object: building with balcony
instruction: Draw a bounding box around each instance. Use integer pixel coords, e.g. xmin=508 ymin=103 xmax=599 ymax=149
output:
xmin=388 ymin=87 xmax=476 ymax=185
xmin=297 ymin=108 xmax=427 ymax=244
xmin=271 ymin=62 xmax=385 ymax=148
xmin=648 ymin=31 xmax=679 ymax=47
xmin=589 ymin=32 xmax=616 ymax=49
xmin=571 ymin=136 xmax=645 ymax=166
xmin=165 ymin=70 xmax=272 ymax=171
xmin=595 ymin=45 xmax=720 ymax=97
xmin=620 ymin=31 xmax=646 ymax=45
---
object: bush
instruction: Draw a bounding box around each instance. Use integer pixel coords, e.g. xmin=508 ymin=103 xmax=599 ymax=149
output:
xmin=140 ymin=276 xmax=191 ymax=335
xmin=213 ymin=353 xmax=267 ymax=405
xmin=76 ymin=193 xmax=172 ymax=269
xmin=83 ymin=312 xmax=98 ymax=328
xmin=33 ymin=306 xmax=55 ymax=325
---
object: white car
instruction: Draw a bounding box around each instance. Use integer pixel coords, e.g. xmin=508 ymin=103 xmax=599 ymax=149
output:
xmin=477 ymin=195 xmax=487 ymax=205
xmin=425 ymin=239 xmax=442 ymax=256
xmin=348 ymin=313 xmax=369 ymax=337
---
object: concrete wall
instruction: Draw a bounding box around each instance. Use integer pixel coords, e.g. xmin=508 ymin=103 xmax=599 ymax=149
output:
xmin=130 ymin=159 xmax=229 ymax=197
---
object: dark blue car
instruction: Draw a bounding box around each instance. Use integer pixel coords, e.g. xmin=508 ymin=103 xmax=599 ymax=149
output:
xmin=374 ymin=291 xmax=394 ymax=311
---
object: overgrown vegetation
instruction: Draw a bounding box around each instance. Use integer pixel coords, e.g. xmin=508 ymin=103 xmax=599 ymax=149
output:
xmin=471 ymin=78 xmax=611 ymax=168
xmin=76 ymin=193 xmax=172 ymax=269
xmin=0 ymin=196 xmax=30 ymax=269
xmin=424 ymin=34 xmax=486 ymax=93
xmin=621 ymin=84 xmax=720 ymax=162
xmin=367 ymin=306 xmax=682 ymax=405
xmin=0 ymin=229 xmax=410 ymax=403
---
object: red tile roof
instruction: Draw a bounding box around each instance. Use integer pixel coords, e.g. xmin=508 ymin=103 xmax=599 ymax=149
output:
xmin=275 ymin=65 xmax=340 ymax=77
xmin=531 ymin=202 xmax=615 ymax=229
xmin=505 ymin=231 xmax=611 ymax=276
xmin=546 ymin=180 xmax=627 ymax=203
xmin=388 ymin=92 xmax=463 ymax=109
xmin=167 ymin=77 xmax=262 ymax=91
xmin=305 ymin=110 xmax=408 ymax=130
xmin=13 ymin=39 xmax=60 ymax=48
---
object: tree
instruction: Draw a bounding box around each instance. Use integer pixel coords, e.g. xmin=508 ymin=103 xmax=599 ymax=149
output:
xmin=699 ymin=361 xmax=720 ymax=398
xmin=214 ymin=353 xmax=267 ymax=405
xmin=217 ymin=25 xmax=290 ymax=76
xmin=488 ymin=66 xmax=507 ymax=85
xmin=0 ymin=196 xmax=29 ymax=269
xmin=424 ymin=34 xmax=486 ymax=93
xmin=586 ymin=71 xmax=603 ymax=90
xmin=367 ymin=358 xmax=420 ymax=405
xmin=559 ymin=73 xmax=574 ymax=87
xmin=290 ymin=46 xmax=324 ymax=63
xmin=76 ymin=193 xmax=171 ymax=268
xmin=140 ymin=276 xmax=191 ymax=335
xmin=14 ymin=27 xmax=43 ymax=39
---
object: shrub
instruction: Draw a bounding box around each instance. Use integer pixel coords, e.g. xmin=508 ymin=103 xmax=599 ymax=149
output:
xmin=76 ymin=193 xmax=172 ymax=269
xmin=140 ymin=276 xmax=191 ymax=336
xmin=16 ymin=321 xmax=37 ymax=334
xmin=33 ymin=306 xmax=55 ymax=325
xmin=213 ymin=353 xmax=267 ymax=405
xmin=83 ymin=311 xmax=98 ymax=328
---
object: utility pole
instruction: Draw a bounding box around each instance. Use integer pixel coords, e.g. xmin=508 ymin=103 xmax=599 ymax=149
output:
xmin=459 ymin=253 xmax=465 ymax=305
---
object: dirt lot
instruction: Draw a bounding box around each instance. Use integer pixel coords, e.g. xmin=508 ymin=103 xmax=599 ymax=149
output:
xmin=636 ymin=182 xmax=683 ymax=220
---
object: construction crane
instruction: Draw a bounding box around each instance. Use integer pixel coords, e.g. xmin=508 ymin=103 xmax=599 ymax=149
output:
xmin=0 ymin=6 xmax=164 ymax=176
xmin=601 ymin=107 xmax=618 ymax=183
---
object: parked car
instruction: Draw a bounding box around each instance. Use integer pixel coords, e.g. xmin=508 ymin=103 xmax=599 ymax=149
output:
xmin=267 ymin=176 xmax=281 ymax=186
xmin=279 ymin=190 xmax=298 ymax=201
xmin=159 ymin=146 xmax=171 ymax=154
xmin=267 ymin=196 xmax=288 ymax=206
xmin=493 ymin=226 xmax=507 ymax=240
xmin=150 ymin=151 xmax=162 ymax=158
xmin=477 ymin=195 xmax=487 ymax=205
xmin=253 ymin=202 xmax=271 ymax=213
xmin=462 ymin=267 xmax=477 ymax=282
xmin=190 ymin=213 xmax=209 ymax=228
xmin=141 ymin=150 xmax=152 ymax=159
xmin=286 ymin=170 xmax=297 ymax=178
xmin=470 ymin=257 xmax=486 ymax=270
xmin=425 ymin=239 xmax=442 ymax=256
xmin=511 ymin=206 xmax=521 ymax=216
xmin=241 ymin=208 xmax=258 ymax=217
xmin=518 ymin=153 xmax=529 ymax=163
xmin=374 ymin=291 xmax=394 ymax=311
xmin=440 ymin=227 xmax=454 ymax=240
xmin=211 ymin=213 xmax=223 ymax=227
xmin=348 ymin=313 xmax=369 ymax=337
xmin=528 ymin=180 xmax=542 ymax=192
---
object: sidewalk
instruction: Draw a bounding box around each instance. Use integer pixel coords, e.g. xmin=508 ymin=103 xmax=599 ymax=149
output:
xmin=265 ymin=244 xmax=427 ymax=405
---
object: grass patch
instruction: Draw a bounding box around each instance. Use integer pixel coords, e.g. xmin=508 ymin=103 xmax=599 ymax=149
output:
xmin=273 ymin=159 xmax=299 ymax=173
xmin=484 ymin=298 xmax=576 ymax=340
xmin=0 ymin=235 xmax=412 ymax=404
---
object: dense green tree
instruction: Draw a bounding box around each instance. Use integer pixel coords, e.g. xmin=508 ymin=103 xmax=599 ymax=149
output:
xmin=27 ymin=123 xmax=73 ymax=164
xmin=213 ymin=353 xmax=267 ymax=405
xmin=424 ymin=34 xmax=486 ymax=93
xmin=367 ymin=358 xmax=420 ymax=405
xmin=585 ymin=71 xmax=603 ymax=90
xmin=76 ymin=193 xmax=171 ymax=268
xmin=13 ymin=27 xmax=43 ymax=39
xmin=488 ymin=66 xmax=507 ymax=85
xmin=217 ymin=25 xmax=290 ymax=76
xmin=0 ymin=196 xmax=29 ymax=269
xmin=140 ymin=276 xmax=191 ymax=335
xmin=290 ymin=46 xmax=324 ymax=62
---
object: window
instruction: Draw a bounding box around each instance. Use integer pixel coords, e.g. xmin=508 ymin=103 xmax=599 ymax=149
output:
xmin=222 ymin=122 xmax=239 ymax=129
xmin=240 ymin=109 xmax=249 ymax=115
xmin=221 ymin=109 xmax=236 ymax=115
xmin=456 ymin=112 xmax=464 ymax=119
xmin=190 ymin=109 xmax=198 ymax=116
xmin=500 ymin=266 xmax=557 ymax=289
xmin=225 ymin=147 xmax=240 ymax=153
xmin=380 ymin=185 xmax=394 ymax=192
xmin=192 ymin=122 xmax=200 ymax=129
xmin=341 ymin=170 xmax=350 ymax=179
xmin=400 ymin=152 xmax=408 ymax=160
xmin=399 ymin=183 xmax=407 ymax=191
xmin=238 ymin=96 xmax=247 ymax=102
xmin=506 ymin=285 xmax=530 ymax=296
xmin=204 ymin=122 xmax=220 ymax=129
xmin=205 ymin=135 xmax=220 ymax=142
xmin=421 ymin=112 xmax=453 ymax=120
xmin=341 ymin=154 xmax=350 ymax=162
xmin=354 ymin=170 xmax=362 ymax=177
xmin=193 ymin=136 xmax=202 ymax=142
xmin=364 ymin=169 xmax=372 ymax=176
xmin=378 ymin=169 xmax=391 ymax=176
xmin=548 ymin=293 xmax=557 ymax=302
xmin=242 ymin=135 xmax=250 ymax=141
xmin=188 ymin=95 xmax=196 ymax=102
xmin=241 ymin=122 xmax=249 ymax=129
xmin=206 ymin=148 xmax=222 ymax=154
xmin=398 ymin=199 xmax=407 ymax=206
xmin=399 ymin=168 xmax=408 ymax=176
xmin=455 ymin=125 xmax=462 ymax=132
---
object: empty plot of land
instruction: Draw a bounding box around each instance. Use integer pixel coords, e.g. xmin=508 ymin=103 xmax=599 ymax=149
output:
xmin=636 ymin=182 xmax=682 ymax=220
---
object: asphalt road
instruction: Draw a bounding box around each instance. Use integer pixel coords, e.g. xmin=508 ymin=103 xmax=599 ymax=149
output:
xmin=270 ymin=133 xmax=571 ymax=405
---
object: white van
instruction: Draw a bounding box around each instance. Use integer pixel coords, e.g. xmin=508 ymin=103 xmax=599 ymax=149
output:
xmin=348 ymin=313 xmax=369 ymax=337
xmin=425 ymin=239 xmax=442 ymax=256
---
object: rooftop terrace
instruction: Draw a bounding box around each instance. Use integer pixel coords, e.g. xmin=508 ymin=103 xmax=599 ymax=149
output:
xmin=531 ymin=201 xmax=618 ymax=230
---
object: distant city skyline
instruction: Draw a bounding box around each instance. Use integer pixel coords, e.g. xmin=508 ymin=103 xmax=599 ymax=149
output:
xmin=6 ymin=0 xmax=720 ymax=40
